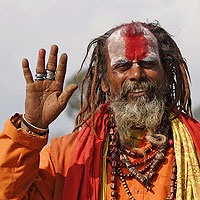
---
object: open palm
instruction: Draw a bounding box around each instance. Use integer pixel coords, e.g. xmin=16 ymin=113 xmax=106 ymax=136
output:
xmin=22 ymin=45 xmax=77 ymax=129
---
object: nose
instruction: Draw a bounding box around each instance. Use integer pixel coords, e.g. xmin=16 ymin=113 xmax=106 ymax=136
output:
xmin=127 ymin=62 xmax=145 ymax=81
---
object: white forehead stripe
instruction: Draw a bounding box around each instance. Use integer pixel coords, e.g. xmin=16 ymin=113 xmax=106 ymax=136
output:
xmin=107 ymin=29 xmax=126 ymax=66
xmin=142 ymin=27 xmax=160 ymax=62
xmin=107 ymin=25 xmax=161 ymax=66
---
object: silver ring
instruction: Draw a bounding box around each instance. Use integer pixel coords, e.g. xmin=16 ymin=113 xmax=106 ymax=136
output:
xmin=35 ymin=73 xmax=46 ymax=81
xmin=46 ymin=70 xmax=55 ymax=80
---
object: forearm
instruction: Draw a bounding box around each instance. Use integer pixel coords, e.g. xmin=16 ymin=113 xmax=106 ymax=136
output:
xmin=0 ymin=44 xmax=77 ymax=200
xmin=0 ymin=114 xmax=49 ymax=199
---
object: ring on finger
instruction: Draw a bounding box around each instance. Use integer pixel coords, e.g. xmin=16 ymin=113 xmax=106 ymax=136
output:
xmin=46 ymin=69 xmax=56 ymax=80
xmin=35 ymin=73 xmax=46 ymax=81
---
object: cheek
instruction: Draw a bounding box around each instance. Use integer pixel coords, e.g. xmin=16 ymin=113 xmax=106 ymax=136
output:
xmin=144 ymin=69 xmax=165 ymax=83
xmin=107 ymin=70 xmax=126 ymax=95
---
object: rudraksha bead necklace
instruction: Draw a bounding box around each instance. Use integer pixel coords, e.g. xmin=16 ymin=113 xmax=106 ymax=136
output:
xmin=107 ymin=114 xmax=176 ymax=200
xmin=167 ymin=156 xmax=177 ymax=199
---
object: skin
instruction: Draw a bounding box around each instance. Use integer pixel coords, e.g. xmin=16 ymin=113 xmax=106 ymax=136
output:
xmin=22 ymin=45 xmax=77 ymax=129
xmin=102 ymin=26 xmax=165 ymax=100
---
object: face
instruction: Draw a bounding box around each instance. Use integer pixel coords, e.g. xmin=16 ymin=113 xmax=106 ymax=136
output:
xmin=103 ymin=23 xmax=165 ymax=101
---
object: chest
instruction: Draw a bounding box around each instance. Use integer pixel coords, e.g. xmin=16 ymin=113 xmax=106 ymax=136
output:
xmin=106 ymin=147 xmax=175 ymax=200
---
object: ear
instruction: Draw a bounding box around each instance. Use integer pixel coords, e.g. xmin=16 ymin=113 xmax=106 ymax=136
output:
xmin=101 ymin=78 xmax=110 ymax=93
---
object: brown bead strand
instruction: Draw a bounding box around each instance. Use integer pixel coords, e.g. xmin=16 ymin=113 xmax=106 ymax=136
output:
xmin=120 ymin=143 xmax=170 ymax=190
xmin=117 ymin=167 xmax=135 ymax=200
xmin=121 ymin=147 xmax=160 ymax=176
xmin=131 ymin=150 xmax=158 ymax=167
xmin=144 ymin=144 xmax=170 ymax=186
xmin=166 ymin=158 xmax=177 ymax=200
xmin=108 ymin=121 xmax=120 ymax=200
xmin=138 ymin=159 xmax=155 ymax=174
xmin=119 ymin=151 xmax=150 ymax=189
xmin=116 ymin=158 xmax=155 ymax=179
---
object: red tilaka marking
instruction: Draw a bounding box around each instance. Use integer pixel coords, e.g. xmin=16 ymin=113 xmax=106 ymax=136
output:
xmin=122 ymin=24 xmax=149 ymax=61
xmin=124 ymin=35 xmax=149 ymax=61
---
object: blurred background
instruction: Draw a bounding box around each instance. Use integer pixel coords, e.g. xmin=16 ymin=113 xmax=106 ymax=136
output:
xmin=0 ymin=0 xmax=200 ymax=142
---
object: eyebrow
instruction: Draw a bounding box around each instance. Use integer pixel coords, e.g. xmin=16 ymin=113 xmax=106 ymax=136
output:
xmin=138 ymin=60 xmax=160 ymax=66
xmin=111 ymin=54 xmax=160 ymax=67
xmin=141 ymin=54 xmax=159 ymax=62
xmin=113 ymin=59 xmax=129 ymax=65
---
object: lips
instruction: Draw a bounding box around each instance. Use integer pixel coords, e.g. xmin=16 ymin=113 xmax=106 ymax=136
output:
xmin=130 ymin=89 xmax=147 ymax=93
xmin=127 ymin=90 xmax=146 ymax=98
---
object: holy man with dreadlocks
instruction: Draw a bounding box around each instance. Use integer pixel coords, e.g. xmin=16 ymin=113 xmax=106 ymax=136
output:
xmin=0 ymin=21 xmax=200 ymax=200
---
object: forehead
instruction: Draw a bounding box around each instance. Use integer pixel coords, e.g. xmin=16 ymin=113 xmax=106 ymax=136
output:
xmin=106 ymin=23 xmax=159 ymax=66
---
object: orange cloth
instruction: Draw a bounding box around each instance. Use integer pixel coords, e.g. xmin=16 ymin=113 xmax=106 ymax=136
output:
xmin=0 ymin=115 xmax=78 ymax=200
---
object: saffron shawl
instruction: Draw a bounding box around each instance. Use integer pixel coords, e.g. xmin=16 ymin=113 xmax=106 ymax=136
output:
xmin=171 ymin=113 xmax=200 ymax=199
xmin=62 ymin=104 xmax=200 ymax=199
xmin=62 ymin=104 xmax=109 ymax=200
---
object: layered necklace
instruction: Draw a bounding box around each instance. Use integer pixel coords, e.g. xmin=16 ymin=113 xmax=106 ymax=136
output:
xmin=106 ymin=113 xmax=177 ymax=200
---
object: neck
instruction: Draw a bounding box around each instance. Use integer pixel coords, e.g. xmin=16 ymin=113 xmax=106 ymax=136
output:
xmin=125 ymin=128 xmax=145 ymax=148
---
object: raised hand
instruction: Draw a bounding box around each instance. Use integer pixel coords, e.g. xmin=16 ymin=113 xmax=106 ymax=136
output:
xmin=22 ymin=45 xmax=78 ymax=129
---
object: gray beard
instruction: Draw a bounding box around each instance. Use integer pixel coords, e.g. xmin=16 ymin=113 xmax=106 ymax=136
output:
xmin=110 ymin=81 xmax=167 ymax=147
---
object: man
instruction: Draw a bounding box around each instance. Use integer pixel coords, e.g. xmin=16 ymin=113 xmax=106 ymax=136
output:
xmin=0 ymin=21 xmax=200 ymax=200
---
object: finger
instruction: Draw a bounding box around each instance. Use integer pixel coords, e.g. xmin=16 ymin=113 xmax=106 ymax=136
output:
xmin=36 ymin=49 xmax=46 ymax=74
xmin=22 ymin=58 xmax=34 ymax=84
xmin=58 ymin=84 xmax=78 ymax=109
xmin=46 ymin=45 xmax=58 ymax=72
xmin=55 ymin=53 xmax=67 ymax=84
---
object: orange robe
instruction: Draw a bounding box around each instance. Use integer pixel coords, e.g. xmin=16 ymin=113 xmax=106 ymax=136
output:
xmin=0 ymin=113 xmax=174 ymax=200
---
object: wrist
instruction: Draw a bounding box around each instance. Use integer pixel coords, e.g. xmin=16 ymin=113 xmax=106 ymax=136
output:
xmin=21 ymin=114 xmax=49 ymax=135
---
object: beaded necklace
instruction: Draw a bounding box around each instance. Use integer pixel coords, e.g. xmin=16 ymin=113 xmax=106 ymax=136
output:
xmin=106 ymin=113 xmax=177 ymax=200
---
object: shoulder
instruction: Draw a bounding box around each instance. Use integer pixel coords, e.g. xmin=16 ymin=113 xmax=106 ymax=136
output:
xmin=47 ymin=132 xmax=79 ymax=175
xmin=50 ymin=132 xmax=79 ymax=155
xmin=178 ymin=112 xmax=200 ymax=129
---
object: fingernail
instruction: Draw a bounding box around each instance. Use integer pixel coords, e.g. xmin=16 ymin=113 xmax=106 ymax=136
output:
xmin=62 ymin=53 xmax=67 ymax=57
xmin=39 ymin=49 xmax=46 ymax=56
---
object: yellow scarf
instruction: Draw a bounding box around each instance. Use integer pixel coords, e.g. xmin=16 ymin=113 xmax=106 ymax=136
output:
xmin=171 ymin=114 xmax=200 ymax=199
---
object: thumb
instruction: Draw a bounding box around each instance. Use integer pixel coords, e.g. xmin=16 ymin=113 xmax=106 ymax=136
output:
xmin=58 ymin=84 xmax=78 ymax=109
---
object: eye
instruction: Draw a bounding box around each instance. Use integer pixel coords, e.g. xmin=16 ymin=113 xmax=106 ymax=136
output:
xmin=114 ymin=63 xmax=132 ymax=71
xmin=138 ymin=60 xmax=160 ymax=69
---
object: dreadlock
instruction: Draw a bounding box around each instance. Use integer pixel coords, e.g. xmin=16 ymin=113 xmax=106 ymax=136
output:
xmin=74 ymin=21 xmax=192 ymax=132
xmin=145 ymin=22 xmax=192 ymax=116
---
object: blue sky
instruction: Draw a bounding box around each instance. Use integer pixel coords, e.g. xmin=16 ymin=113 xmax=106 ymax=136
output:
xmin=0 ymin=0 xmax=199 ymax=140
